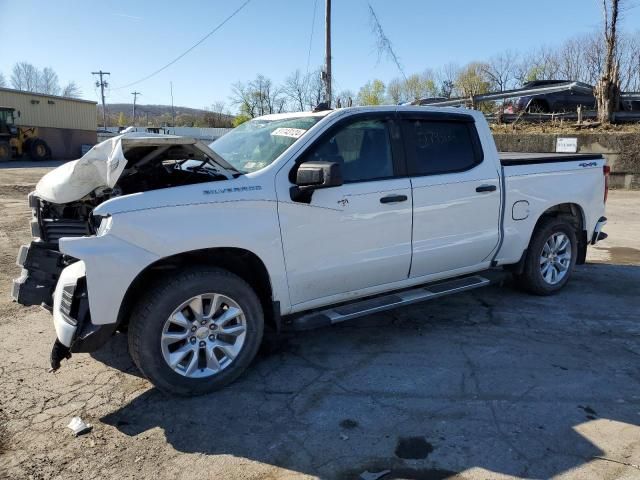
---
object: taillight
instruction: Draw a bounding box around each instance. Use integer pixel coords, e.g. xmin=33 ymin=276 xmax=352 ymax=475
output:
xmin=603 ymin=165 xmax=610 ymax=203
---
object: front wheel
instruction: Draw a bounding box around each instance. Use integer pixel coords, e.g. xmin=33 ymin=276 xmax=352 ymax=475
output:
xmin=128 ymin=268 xmax=264 ymax=395
xmin=514 ymin=218 xmax=577 ymax=295
xmin=29 ymin=138 xmax=51 ymax=160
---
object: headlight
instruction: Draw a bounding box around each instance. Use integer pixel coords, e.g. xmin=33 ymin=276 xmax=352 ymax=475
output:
xmin=95 ymin=215 xmax=113 ymax=236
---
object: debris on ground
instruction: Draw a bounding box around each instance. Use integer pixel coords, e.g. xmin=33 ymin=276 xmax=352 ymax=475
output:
xmin=67 ymin=417 xmax=92 ymax=436
xmin=359 ymin=470 xmax=390 ymax=480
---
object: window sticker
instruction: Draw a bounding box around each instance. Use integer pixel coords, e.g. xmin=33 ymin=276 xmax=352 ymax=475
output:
xmin=271 ymin=127 xmax=307 ymax=139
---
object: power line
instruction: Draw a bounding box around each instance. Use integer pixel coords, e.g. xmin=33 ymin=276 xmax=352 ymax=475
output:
xmin=111 ymin=0 xmax=252 ymax=90
xmin=305 ymin=0 xmax=319 ymax=78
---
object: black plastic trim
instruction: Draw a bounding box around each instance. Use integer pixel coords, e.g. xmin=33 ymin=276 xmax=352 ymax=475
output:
xmin=500 ymin=154 xmax=604 ymax=166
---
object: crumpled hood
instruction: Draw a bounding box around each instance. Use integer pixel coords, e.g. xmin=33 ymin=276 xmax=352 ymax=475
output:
xmin=34 ymin=133 xmax=235 ymax=204
xmin=35 ymin=134 xmax=132 ymax=204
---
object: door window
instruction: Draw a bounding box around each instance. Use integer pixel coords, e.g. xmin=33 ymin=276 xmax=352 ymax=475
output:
xmin=402 ymin=120 xmax=482 ymax=176
xmin=302 ymin=119 xmax=394 ymax=183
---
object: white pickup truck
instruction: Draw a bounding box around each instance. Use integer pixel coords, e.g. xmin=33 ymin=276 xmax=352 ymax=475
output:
xmin=12 ymin=106 xmax=609 ymax=395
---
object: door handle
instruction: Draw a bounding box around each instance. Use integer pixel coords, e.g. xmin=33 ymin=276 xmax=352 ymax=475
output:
xmin=476 ymin=184 xmax=497 ymax=193
xmin=380 ymin=194 xmax=408 ymax=204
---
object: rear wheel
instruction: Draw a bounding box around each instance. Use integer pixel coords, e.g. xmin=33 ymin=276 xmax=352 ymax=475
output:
xmin=128 ymin=267 xmax=264 ymax=396
xmin=527 ymin=100 xmax=549 ymax=114
xmin=29 ymin=138 xmax=51 ymax=160
xmin=514 ymin=218 xmax=577 ymax=295
xmin=0 ymin=141 xmax=11 ymax=162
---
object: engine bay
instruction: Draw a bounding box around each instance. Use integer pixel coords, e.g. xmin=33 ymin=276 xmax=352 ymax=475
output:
xmin=34 ymin=142 xmax=231 ymax=242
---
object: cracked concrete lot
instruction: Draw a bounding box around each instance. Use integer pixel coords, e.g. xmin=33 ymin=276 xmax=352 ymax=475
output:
xmin=0 ymin=163 xmax=639 ymax=480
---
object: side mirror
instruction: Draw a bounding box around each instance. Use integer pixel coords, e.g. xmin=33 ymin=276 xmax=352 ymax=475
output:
xmin=291 ymin=161 xmax=343 ymax=202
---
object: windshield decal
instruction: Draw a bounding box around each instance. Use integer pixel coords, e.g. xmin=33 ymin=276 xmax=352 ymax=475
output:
xmin=271 ymin=127 xmax=307 ymax=139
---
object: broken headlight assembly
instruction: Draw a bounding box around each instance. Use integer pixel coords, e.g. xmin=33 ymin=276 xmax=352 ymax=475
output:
xmin=92 ymin=214 xmax=113 ymax=237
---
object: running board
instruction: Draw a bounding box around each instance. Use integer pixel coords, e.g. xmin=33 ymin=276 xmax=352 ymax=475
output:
xmin=286 ymin=275 xmax=491 ymax=331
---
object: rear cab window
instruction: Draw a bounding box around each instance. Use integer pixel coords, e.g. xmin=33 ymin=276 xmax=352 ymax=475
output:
xmin=401 ymin=116 xmax=483 ymax=176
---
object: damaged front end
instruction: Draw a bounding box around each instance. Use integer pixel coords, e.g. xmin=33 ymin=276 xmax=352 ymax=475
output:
xmin=11 ymin=133 xmax=238 ymax=369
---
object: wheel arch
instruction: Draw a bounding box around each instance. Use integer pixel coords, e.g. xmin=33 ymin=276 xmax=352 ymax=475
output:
xmin=527 ymin=98 xmax=550 ymax=112
xmin=117 ymin=247 xmax=276 ymax=332
xmin=509 ymin=202 xmax=587 ymax=274
xmin=534 ymin=202 xmax=587 ymax=262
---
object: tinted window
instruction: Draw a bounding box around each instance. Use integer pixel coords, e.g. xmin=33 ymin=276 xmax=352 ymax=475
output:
xmin=303 ymin=119 xmax=394 ymax=183
xmin=402 ymin=120 xmax=481 ymax=176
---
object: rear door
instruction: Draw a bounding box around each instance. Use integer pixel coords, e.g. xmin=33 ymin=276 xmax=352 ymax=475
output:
xmin=277 ymin=113 xmax=413 ymax=307
xmin=400 ymin=112 xmax=501 ymax=278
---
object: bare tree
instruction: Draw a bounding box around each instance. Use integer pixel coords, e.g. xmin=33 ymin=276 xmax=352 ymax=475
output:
xmin=230 ymin=81 xmax=258 ymax=118
xmin=582 ymin=32 xmax=606 ymax=85
xmin=204 ymin=101 xmax=230 ymax=127
xmin=230 ymin=75 xmax=285 ymax=117
xmin=335 ymin=89 xmax=355 ymax=108
xmin=0 ymin=72 xmax=6 ymax=88
xmin=595 ymin=0 xmax=622 ymax=123
xmin=305 ymin=69 xmax=325 ymax=109
xmin=483 ymin=51 xmax=518 ymax=91
xmin=386 ymin=78 xmax=404 ymax=104
xmin=61 ymin=81 xmax=82 ymax=98
xmin=11 ymin=62 xmax=40 ymax=91
xmin=38 ymin=67 xmax=60 ymax=95
xmin=283 ymin=70 xmax=308 ymax=111
xmin=617 ymin=31 xmax=640 ymax=90
xmin=436 ymin=63 xmax=459 ymax=98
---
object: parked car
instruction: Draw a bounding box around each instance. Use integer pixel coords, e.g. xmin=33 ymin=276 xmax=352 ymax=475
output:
xmin=514 ymin=80 xmax=596 ymax=113
xmin=13 ymin=106 xmax=609 ymax=395
xmin=515 ymin=79 xmax=640 ymax=113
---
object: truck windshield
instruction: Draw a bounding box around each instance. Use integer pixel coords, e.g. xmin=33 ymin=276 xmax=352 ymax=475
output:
xmin=209 ymin=116 xmax=321 ymax=173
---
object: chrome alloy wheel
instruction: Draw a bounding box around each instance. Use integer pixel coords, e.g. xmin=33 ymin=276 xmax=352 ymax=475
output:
xmin=539 ymin=232 xmax=572 ymax=285
xmin=160 ymin=293 xmax=247 ymax=378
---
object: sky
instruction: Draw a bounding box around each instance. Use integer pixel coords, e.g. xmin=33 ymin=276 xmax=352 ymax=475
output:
xmin=2 ymin=0 xmax=639 ymax=111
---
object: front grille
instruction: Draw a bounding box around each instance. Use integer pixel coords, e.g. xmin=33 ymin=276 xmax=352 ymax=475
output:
xmin=41 ymin=219 xmax=91 ymax=242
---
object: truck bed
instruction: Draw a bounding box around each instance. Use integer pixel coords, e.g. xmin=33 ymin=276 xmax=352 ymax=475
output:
xmin=499 ymin=152 xmax=604 ymax=166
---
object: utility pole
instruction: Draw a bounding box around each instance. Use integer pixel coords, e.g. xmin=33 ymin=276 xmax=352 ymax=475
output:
xmin=323 ymin=0 xmax=332 ymax=106
xmin=170 ymin=82 xmax=176 ymax=127
xmin=92 ymin=70 xmax=110 ymax=128
xmin=131 ymin=91 xmax=141 ymax=126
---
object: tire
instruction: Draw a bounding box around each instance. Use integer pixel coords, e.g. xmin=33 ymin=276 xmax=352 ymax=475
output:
xmin=128 ymin=267 xmax=264 ymax=396
xmin=527 ymin=100 xmax=549 ymax=114
xmin=29 ymin=138 xmax=51 ymax=160
xmin=0 ymin=141 xmax=11 ymax=162
xmin=514 ymin=217 xmax=578 ymax=296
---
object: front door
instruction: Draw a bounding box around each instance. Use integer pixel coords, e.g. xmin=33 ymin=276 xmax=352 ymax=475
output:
xmin=277 ymin=114 xmax=413 ymax=307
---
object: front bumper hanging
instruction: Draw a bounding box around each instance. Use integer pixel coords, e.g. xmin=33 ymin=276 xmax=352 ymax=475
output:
xmin=12 ymin=241 xmax=69 ymax=308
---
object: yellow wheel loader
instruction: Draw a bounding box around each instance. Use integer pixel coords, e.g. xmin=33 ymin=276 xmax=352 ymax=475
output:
xmin=0 ymin=106 xmax=51 ymax=161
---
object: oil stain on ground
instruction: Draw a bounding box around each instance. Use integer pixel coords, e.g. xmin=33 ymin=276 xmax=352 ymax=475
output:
xmin=395 ymin=436 xmax=434 ymax=459
xmin=340 ymin=418 xmax=359 ymax=429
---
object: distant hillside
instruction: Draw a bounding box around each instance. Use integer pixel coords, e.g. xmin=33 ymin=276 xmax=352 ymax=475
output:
xmin=98 ymin=103 xmax=234 ymax=128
